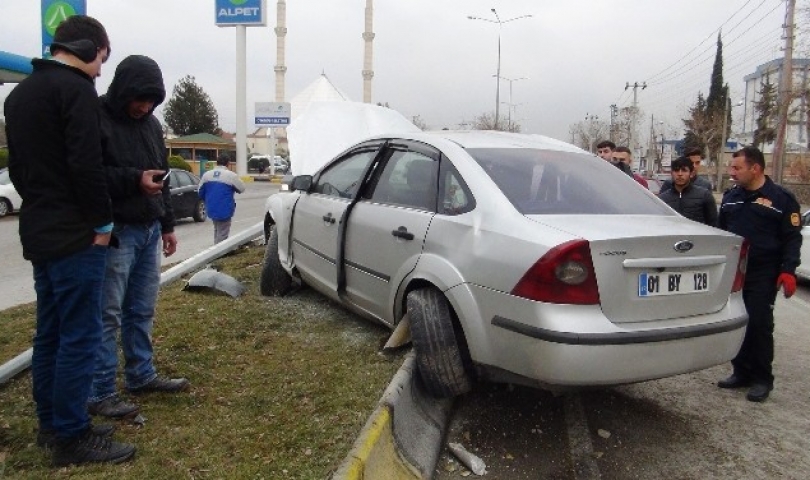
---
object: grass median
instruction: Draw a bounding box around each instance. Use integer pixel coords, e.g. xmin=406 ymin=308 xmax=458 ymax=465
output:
xmin=0 ymin=241 xmax=406 ymax=479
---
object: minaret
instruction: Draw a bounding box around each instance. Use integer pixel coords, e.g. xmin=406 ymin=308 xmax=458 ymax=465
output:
xmin=362 ymin=0 xmax=374 ymax=103
xmin=274 ymin=0 xmax=287 ymax=102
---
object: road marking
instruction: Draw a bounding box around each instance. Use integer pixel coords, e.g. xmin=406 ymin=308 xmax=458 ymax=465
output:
xmin=564 ymin=394 xmax=602 ymax=480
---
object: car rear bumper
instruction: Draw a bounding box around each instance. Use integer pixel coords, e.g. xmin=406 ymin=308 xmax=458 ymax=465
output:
xmin=456 ymin=285 xmax=748 ymax=387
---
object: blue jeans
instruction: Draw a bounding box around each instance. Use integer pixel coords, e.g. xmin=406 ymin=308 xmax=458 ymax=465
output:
xmin=89 ymin=221 xmax=161 ymax=402
xmin=32 ymin=244 xmax=107 ymax=439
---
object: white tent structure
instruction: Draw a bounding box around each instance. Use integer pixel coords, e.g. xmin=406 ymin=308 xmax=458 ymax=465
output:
xmin=290 ymin=73 xmax=351 ymax=121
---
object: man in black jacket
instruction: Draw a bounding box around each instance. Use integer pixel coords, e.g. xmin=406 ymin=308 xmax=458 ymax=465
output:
xmin=4 ymin=15 xmax=135 ymax=466
xmin=658 ymin=156 xmax=717 ymax=226
xmin=87 ymin=55 xmax=189 ymax=421
xmin=716 ymin=146 xmax=802 ymax=403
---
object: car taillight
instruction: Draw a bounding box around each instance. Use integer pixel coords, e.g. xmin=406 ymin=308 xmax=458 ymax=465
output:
xmin=731 ymin=239 xmax=749 ymax=293
xmin=511 ymin=240 xmax=600 ymax=305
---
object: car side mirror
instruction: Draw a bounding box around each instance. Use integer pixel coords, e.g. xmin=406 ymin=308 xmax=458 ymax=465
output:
xmin=290 ymin=175 xmax=313 ymax=192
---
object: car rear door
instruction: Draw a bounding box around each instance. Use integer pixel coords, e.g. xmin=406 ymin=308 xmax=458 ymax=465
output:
xmin=291 ymin=144 xmax=381 ymax=300
xmin=342 ymin=141 xmax=440 ymax=323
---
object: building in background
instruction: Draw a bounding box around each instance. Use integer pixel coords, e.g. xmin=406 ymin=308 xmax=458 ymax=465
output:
xmin=740 ymin=58 xmax=810 ymax=152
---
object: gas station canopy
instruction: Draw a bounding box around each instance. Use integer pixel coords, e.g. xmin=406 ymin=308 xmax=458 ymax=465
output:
xmin=0 ymin=51 xmax=34 ymax=84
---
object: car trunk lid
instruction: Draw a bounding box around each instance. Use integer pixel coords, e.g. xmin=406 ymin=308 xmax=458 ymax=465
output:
xmin=526 ymin=215 xmax=744 ymax=323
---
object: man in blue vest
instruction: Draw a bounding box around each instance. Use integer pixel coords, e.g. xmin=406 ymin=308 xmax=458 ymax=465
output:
xmin=199 ymin=156 xmax=246 ymax=243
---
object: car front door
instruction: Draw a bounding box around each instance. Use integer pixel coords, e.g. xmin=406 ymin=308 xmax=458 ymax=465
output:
xmin=291 ymin=145 xmax=381 ymax=300
xmin=342 ymin=141 xmax=440 ymax=323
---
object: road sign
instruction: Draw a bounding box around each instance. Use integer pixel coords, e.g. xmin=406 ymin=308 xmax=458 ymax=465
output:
xmin=215 ymin=0 xmax=266 ymax=27
xmin=41 ymin=0 xmax=86 ymax=58
xmin=255 ymin=102 xmax=291 ymax=126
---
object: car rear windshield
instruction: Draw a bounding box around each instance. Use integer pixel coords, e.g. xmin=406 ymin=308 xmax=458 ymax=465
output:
xmin=467 ymin=148 xmax=674 ymax=215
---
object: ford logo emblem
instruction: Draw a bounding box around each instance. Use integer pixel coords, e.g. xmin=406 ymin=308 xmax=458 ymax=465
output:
xmin=673 ymin=240 xmax=694 ymax=253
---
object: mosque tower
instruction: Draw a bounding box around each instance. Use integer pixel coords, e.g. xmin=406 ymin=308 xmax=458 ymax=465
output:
xmin=274 ymin=0 xmax=287 ymax=102
xmin=362 ymin=0 xmax=374 ymax=103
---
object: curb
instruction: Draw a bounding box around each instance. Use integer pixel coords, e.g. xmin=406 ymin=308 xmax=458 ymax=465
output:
xmin=332 ymin=351 xmax=453 ymax=480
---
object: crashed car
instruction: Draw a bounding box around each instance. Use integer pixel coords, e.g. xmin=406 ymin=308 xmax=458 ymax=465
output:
xmin=261 ymin=128 xmax=749 ymax=398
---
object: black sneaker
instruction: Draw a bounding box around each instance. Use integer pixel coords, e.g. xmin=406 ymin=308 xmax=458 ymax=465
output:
xmin=52 ymin=426 xmax=136 ymax=467
xmin=127 ymin=376 xmax=190 ymax=395
xmin=37 ymin=423 xmax=116 ymax=449
xmin=87 ymin=395 xmax=140 ymax=419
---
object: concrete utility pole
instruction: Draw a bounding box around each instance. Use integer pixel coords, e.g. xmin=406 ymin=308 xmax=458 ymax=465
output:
xmin=609 ymin=104 xmax=618 ymax=142
xmin=772 ymin=0 xmax=795 ymax=184
xmin=274 ymin=0 xmax=287 ymax=102
xmin=362 ymin=0 xmax=375 ymax=103
xmin=625 ymin=82 xmax=646 ymax=153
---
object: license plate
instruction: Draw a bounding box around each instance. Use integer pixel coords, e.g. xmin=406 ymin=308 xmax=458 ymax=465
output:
xmin=638 ymin=271 xmax=709 ymax=297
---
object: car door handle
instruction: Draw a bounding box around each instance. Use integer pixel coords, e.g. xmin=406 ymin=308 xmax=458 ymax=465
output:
xmin=391 ymin=226 xmax=414 ymax=240
xmin=322 ymin=213 xmax=336 ymax=224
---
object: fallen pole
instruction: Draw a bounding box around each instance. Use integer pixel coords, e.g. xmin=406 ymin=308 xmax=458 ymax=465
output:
xmin=0 ymin=221 xmax=264 ymax=385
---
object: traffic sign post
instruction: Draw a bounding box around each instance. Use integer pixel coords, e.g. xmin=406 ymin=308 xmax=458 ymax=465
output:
xmin=41 ymin=0 xmax=86 ymax=58
xmin=254 ymin=102 xmax=291 ymax=126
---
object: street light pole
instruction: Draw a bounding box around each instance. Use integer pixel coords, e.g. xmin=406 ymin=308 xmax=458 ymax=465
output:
xmin=494 ymin=75 xmax=527 ymax=129
xmin=468 ymin=9 xmax=532 ymax=131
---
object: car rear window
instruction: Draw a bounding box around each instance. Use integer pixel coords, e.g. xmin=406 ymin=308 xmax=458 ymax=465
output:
xmin=467 ymin=148 xmax=674 ymax=215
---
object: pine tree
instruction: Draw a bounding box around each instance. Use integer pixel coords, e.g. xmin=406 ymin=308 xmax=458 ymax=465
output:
xmin=705 ymin=32 xmax=729 ymax=163
xmin=753 ymin=80 xmax=778 ymax=148
xmin=683 ymin=93 xmax=710 ymax=155
xmin=162 ymin=75 xmax=220 ymax=136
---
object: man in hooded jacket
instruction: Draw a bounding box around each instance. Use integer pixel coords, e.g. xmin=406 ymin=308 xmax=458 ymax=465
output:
xmin=87 ymin=55 xmax=189 ymax=420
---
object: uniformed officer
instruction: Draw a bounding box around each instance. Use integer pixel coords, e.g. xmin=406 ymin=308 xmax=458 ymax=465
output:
xmin=716 ymin=146 xmax=803 ymax=402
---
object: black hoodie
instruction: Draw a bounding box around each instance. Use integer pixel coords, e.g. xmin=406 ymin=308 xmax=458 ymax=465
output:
xmin=100 ymin=55 xmax=175 ymax=233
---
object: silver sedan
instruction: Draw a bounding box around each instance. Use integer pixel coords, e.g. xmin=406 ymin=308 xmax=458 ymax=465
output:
xmin=261 ymin=130 xmax=748 ymax=398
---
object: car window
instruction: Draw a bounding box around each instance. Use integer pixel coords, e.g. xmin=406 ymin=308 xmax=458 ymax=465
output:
xmin=467 ymin=148 xmax=675 ymax=215
xmin=312 ymin=150 xmax=377 ymax=198
xmin=438 ymin=162 xmax=474 ymax=215
xmin=0 ymin=169 xmax=10 ymax=185
xmin=369 ymin=149 xmax=438 ymax=211
xmin=173 ymin=171 xmax=195 ymax=188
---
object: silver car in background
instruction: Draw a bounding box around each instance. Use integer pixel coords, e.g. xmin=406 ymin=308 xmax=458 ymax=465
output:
xmin=261 ymin=130 xmax=749 ymax=397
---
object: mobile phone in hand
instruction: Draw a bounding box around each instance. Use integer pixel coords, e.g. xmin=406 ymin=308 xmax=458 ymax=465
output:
xmin=152 ymin=170 xmax=170 ymax=183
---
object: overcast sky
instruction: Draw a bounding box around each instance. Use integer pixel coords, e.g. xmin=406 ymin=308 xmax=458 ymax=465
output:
xmin=0 ymin=0 xmax=799 ymax=144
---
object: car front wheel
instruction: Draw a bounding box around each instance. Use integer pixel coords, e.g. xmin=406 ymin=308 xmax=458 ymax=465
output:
xmin=0 ymin=199 xmax=10 ymax=217
xmin=260 ymin=225 xmax=293 ymax=296
xmin=192 ymin=200 xmax=206 ymax=222
xmin=407 ymin=287 xmax=473 ymax=398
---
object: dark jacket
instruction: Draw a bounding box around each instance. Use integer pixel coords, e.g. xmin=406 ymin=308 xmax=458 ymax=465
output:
xmin=658 ymin=183 xmax=717 ymax=226
xmin=661 ymin=175 xmax=712 ymax=193
xmin=4 ymin=59 xmax=113 ymax=262
xmin=718 ymin=177 xmax=802 ymax=274
xmin=100 ymin=55 xmax=175 ymax=233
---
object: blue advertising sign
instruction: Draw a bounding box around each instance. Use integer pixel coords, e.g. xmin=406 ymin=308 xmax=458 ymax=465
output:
xmin=41 ymin=0 xmax=86 ymax=58
xmin=215 ymin=0 xmax=266 ymax=27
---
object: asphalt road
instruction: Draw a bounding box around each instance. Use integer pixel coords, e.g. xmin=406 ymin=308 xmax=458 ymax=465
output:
xmin=436 ymin=282 xmax=810 ymax=479
xmin=0 ymin=180 xmax=279 ymax=311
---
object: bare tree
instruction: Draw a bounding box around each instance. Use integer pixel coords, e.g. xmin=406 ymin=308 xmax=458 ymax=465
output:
xmin=568 ymin=117 xmax=609 ymax=152
xmin=471 ymin=111 xmax=521 ymax=132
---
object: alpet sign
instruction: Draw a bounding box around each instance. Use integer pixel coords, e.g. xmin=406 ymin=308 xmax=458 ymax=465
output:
xmin=215 ymin=0 xmax=266 ymax=26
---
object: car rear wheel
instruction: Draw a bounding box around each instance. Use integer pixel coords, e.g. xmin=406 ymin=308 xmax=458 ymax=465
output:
xmin=192 ymin=200 xmax=206 ymax=222
xmin=260 ymin=225 xmax=293 ymax=296
xmin=407 ymin=287 xmax=473 ymax=398
xmin=0 ymin=199 xmax=10 ymax=217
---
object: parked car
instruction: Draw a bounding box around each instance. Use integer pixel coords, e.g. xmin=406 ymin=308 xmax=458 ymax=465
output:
xmin=0 ymin=168 xmax=22 ymax=217
xmin=249 ymin=155 xmax=288 ymax=174
xmin=168 ymin=168 xmax=206 ymax=222
xmin=261 ymin=130 xmax=748 ymax=398
xmin=797 ymin=210 xmax=810 ymax=281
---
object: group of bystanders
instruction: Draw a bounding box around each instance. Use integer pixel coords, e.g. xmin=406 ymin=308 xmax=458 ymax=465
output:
xmin=593 ymin=140 xmax=802 ymax=404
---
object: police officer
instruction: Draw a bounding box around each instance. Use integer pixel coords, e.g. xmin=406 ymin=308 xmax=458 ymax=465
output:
xmin=716 ymin=146 xmax=802 ymax=402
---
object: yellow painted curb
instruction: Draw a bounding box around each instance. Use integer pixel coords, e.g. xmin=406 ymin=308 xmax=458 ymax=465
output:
xmin=336 ymin=406 xmax=421 ymax=480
